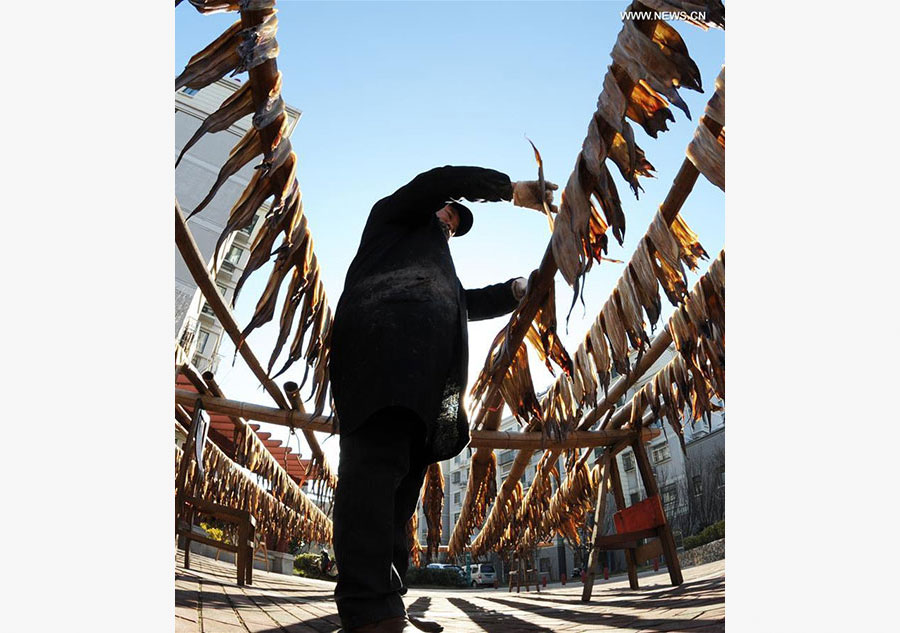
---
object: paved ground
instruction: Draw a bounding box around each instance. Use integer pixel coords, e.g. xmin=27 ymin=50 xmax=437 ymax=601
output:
xmin=175 ymin=550 xmax=724 ymax=632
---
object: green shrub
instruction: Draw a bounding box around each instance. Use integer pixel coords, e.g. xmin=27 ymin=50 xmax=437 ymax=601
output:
xmin=293 ymin=553 xmax=336 ymax=582
xmin=684 ymin=520 xmax=725 ymax=550
xmin=405 ymin=567 xmax=468 ymax=588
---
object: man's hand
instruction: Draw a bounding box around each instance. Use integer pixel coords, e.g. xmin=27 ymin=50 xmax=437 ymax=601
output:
xmin=512 ymin=180 xmax=559 ymax=213
xmin=512 ymin=269 xmax=539 ymax=302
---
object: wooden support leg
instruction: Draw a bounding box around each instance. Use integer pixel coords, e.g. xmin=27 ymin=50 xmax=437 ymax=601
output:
xmin=608 ymin=460 xmax=640 ymax=590
xmin=183 ymin=537 xmax=192 ymax=570
xmin=245 ymin=523 xmax=254 ymax=585
xmin=582 ymin=454 xmax=612 ymax=602
xmin=631 ymin=440 xmax=683 ymax=586
xmin=237 ymin=522 xmax=248 ymax=586
xmin=517 ymin=558 xmax=523 ymax=593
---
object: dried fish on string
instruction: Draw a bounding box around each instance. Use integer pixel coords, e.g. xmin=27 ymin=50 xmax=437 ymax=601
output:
xmin=687 ymin=124 xmax=725 ymax=191
xmin=175 ymin=20 xmax=243 ymax=91
xmin=189 ymin=127 xmax=264 ymax=219
xmin=611 ymin=19 xmax=700 ymax=120
xmin=407 ymin=511 xmax=421 ymax=568
xmin=497 ymin=342 xmax=542 ymax=426
xmin=233 ymin=188 xmax=301 ymax=303
xmin=236 ymin=11 xmax=279 ymax=73
xmin=176 ymin=82 xmax=254 ymax=167
xmin=600 ymin=297 xmax=630 ymax=376
xmin=447 ymin=451 xmax=498 ymax=557
xmin=422 ymin=463 xmax=444 ymax=562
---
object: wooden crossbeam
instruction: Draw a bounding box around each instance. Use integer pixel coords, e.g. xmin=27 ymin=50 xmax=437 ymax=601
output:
xmin=174 ymin=389 xmax=661 ymax=450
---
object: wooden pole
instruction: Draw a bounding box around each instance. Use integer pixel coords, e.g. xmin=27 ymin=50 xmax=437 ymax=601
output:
xmin=581 ymin=453 xmax=612 ymax=602
xmin=175 ymin=389 xmax=661 ymax=450
xmin=607 ymin=457 xmax=640 ymax=590
xmin=631 ymin=438 xmax=683 ymax=586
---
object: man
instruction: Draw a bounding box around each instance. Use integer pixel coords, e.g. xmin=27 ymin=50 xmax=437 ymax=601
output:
xmin=329 ymin=166 xmax=557 ymax=633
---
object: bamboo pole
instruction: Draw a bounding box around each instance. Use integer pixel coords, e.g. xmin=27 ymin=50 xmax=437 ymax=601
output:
xmin=175 ymin=201 xmax=336 ymax=486
xmin=174 ymin=389 xmax=661 ymax=450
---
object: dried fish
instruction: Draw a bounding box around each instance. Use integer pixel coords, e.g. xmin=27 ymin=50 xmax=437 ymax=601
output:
xmin=687 ymin=124 xmax=725 ymax=191
xmin=175 ymin=20 xmax=242 ymax=91
xmin=628 ymin=240 xmax=662 ymax=327
xmin=189 ymin=126 xmax=263 ymax=219
xmin=236 ymin=12 xmax=279 ymax=73
xmin=596 ymin=68 xmax=627 ymax=133
xmin=600 ymin=298 xmax=630 ymax=375
xmin=176 ymin=81 xmax=254 ymax=167
xmin=588 ymin=320 xmax=611 ymax=395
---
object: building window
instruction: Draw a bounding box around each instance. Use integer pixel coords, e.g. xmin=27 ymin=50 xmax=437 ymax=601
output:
xmin=692 ymin=475 xmax=703 ymax=498
xmin=196 ymin=329 xmax=212 ymax=354
xmin=453 ymin=512 xmax=460 ymax=524
xmin=630 ymin=492 xmax=640 ymax=505
xmin=225 ymin=245 xmax=244 ymax=265
xmin=217 ymin=283 xmax=229 ymax=298
xmin=661 ymin=485 xmax=677 ymax=515
xmin=454 ymin=492 xmax=460 ymax=504
xmin=622 ymin=453 xmax=635 ymax=471
xmin=501 ymin=464 xmax=512 ymax=477
xmin=499 ymin=450 xmax=515 ymax=465
xmin=651 ymin=443 xmax=671 ymax=464
xmin=717 ymin=467 xmax=725 ymax=488
xmin=451 ymin=471 xmax=460 ymax=484
xmin=539 ymin=557 xmax=551 ymax=573
xmin=182 ymin=87 xmax=199 ymax=96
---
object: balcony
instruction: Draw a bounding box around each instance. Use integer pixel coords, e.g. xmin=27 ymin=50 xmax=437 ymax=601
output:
xmin=191 ymin=353 xmax=223 ymax=374
xmin=177 ymin=317 xmax=199 ymax=353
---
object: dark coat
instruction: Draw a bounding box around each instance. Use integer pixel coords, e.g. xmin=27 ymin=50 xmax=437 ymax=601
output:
xmin=329 ymin=166 xmax=519 ymax=463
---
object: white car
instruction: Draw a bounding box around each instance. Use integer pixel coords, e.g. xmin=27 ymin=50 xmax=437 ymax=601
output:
xmin=468 ymin=563 xmax=497 ymax=588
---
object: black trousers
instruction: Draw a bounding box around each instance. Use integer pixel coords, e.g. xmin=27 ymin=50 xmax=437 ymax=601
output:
xmin=333 ymin=407 xmax=428 ymax=631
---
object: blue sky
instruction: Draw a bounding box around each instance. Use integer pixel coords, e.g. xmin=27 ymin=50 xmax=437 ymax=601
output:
xmin=175 ymin=1 xmax=725 ymax=468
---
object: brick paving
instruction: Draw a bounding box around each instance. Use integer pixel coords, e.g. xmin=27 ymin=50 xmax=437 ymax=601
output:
xmin=175 ymin=550 xmax=724 ymax=632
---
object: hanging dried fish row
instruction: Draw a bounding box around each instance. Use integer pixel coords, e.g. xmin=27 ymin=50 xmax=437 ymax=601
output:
xmin=177 ymin=0 xmax=334 ymax=409
xmin=536 ymin=208 xmax=707 ymax=440
xmin=446 ymin=452 xmax=498 ymax=557
xmin=421 ymin=463 xmax=445 ymax=563
xmin=407 ymin=510 xmax=421 ymax=568
xmin=686 ymin=67 xmax=725 ymax=190
xmin=551 ymin=8 xmax=708 ymax=288
xmin=538 ymin=454 xmax=600 ymax=547
xmin=176 ymin=423 xmax=332 ymax=546
xmin=468 ymin=479 xmax=525 ymax=559
xmin=487 ymin=252 xmax=724 ymax=555
xmin=469 ymin=283 xmax=572 ymax=432
xmin=470 ymin=451 xmax=559 ymax=557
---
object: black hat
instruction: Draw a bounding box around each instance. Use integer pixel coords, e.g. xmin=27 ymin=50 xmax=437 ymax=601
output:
xmin=449 ymin=201 xmax=473 ymax=237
